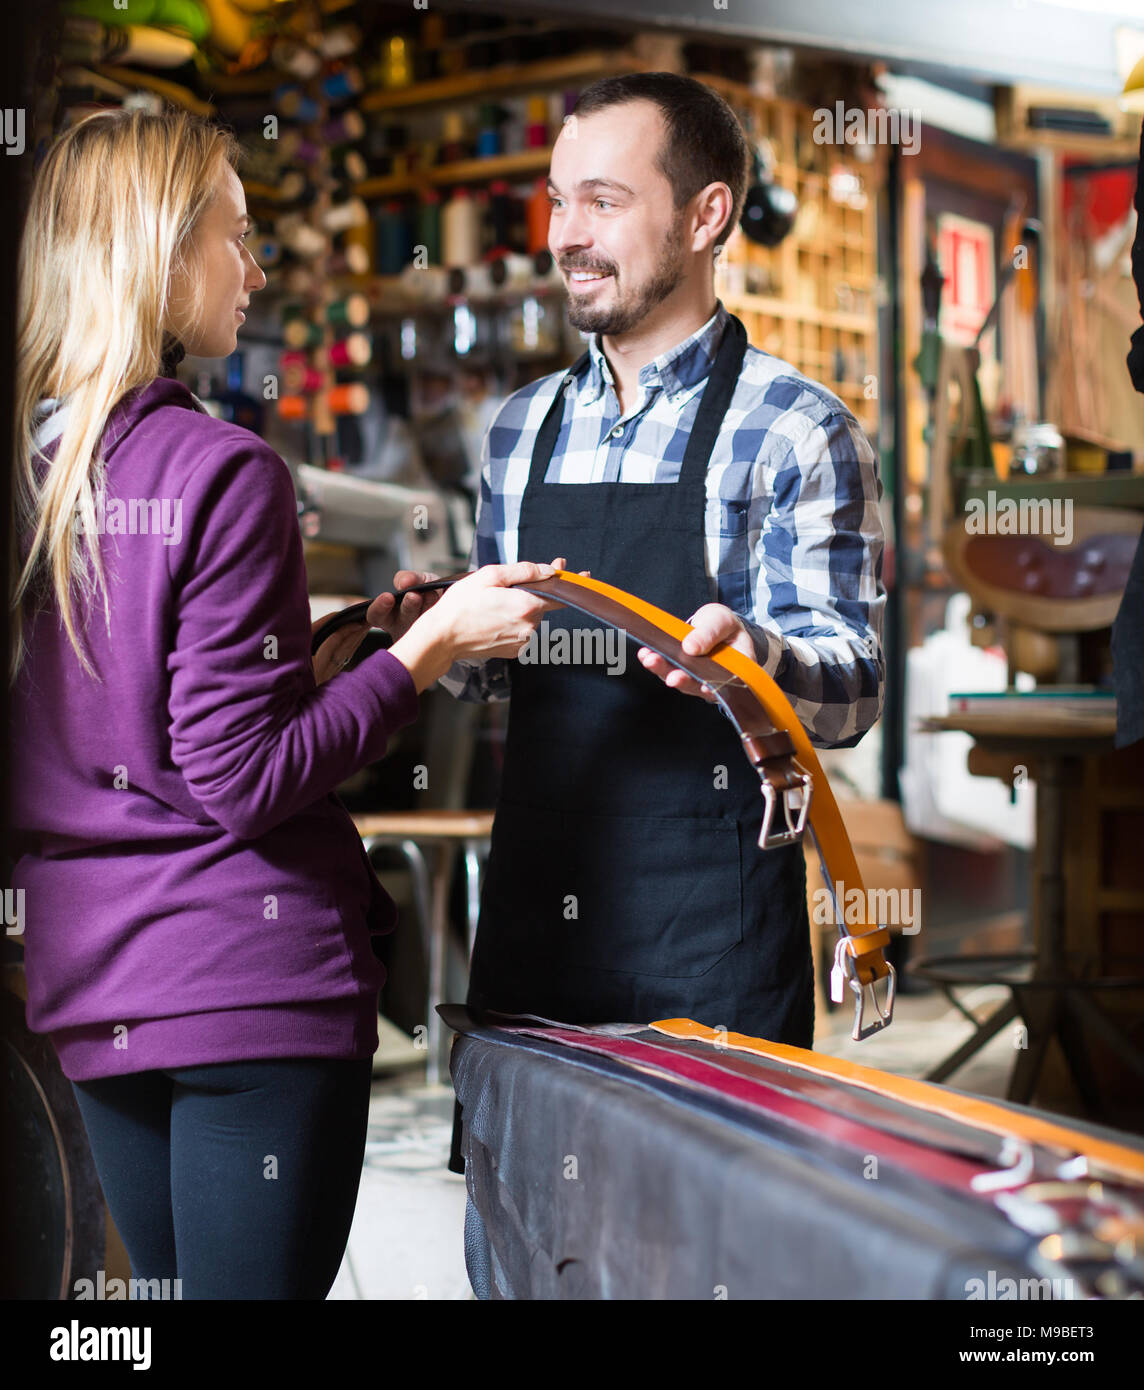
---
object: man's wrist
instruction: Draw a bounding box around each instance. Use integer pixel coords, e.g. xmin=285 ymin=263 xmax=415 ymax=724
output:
xmin=738 ymin=616 xmax=784 ymax=675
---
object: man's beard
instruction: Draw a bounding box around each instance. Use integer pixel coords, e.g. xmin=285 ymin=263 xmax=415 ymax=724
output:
xmin=563 ymin=217 xmax=687 ymax=336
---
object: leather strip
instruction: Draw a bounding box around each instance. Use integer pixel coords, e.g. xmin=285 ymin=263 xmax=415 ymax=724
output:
xmin=492 ymin=1022 xmax=992 ymax=1195
xmin=647 ymin=1018 xmax=1144 ymax=1186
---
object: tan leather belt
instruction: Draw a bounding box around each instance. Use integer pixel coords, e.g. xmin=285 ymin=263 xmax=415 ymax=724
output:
xmin=511 ymin=571 xmax=895 ymax=1040
xmin=319 ymin=569 xmax=896 ymax=1038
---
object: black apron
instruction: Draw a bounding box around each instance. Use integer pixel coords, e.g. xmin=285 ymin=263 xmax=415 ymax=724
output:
xmin=466 ymin=313 xmax=813 ymax=1044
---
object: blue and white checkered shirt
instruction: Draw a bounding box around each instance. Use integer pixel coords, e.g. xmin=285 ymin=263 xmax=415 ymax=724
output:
xmin=439 ymin=300 xmax=885 ymax=747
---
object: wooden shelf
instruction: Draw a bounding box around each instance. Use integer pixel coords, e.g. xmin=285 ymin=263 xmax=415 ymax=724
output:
xmin=360 ymin=50 xmax=638 ymax=113
xmin=356 ymin=147 xmax=551 ymax=199
xmin=998 ymin=130 xmax=1140 ymax=160
xmin=721 ymin=293 xmax=873 ymax=335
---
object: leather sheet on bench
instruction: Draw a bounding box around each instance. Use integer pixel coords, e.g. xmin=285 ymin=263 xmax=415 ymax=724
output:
xmin=450 ymin=1024 xmax=1046 ymax=1300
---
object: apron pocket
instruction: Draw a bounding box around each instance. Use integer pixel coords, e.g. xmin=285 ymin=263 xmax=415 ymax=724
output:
xmin=488 ymin=802 xmax=743 ymax=980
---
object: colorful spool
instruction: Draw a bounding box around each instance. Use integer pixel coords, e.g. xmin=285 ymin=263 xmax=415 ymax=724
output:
xmin=322 ymin=333 xmax=372 ymax=368
xmin=326 ymin=383 xmax=370 ymax=416
xmin=325 ymin=294 xmax=370 ymax=328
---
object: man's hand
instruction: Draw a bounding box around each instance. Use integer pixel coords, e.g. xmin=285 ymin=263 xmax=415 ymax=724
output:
xmin=636 ymin=603 xmax=756 ymax=702
xmin=312 ymin=570 xmax=446 ymax=685
xmin=366 ymin=570 xmax=444 ymax=642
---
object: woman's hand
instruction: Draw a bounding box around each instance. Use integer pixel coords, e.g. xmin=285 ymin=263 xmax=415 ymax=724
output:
xmin=389 ymin=561 xmax=563 ymax=692
xmin=311 ymin=613 xmax=369 ymax=686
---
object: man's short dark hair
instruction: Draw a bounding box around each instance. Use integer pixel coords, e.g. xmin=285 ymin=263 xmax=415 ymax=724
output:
xmin=571 ymin=72 xmax=750 ymax=250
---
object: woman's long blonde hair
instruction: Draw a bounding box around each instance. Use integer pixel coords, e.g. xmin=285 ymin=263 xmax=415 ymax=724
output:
xmin=10 ymin=107 xmax=240 ymax=685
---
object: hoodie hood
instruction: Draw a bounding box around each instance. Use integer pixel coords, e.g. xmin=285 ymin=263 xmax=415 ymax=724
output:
xmin=32 ymin=375 xmax=208 ymax=466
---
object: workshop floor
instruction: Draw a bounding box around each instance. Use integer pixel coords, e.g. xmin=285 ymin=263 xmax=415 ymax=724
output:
xmin=326 ymin=984 xmax=1028 ymax=1300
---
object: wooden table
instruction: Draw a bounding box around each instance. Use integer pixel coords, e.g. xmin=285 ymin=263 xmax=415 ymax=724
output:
xmin=917 ymin=710 xmax=1144 ymax=1118
xmin=353 ymin=811 xmax=495 ymax=1084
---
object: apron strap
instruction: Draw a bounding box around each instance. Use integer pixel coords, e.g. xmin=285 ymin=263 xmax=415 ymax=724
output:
xmin=524 ymin=351 xmax=591 ymax=499
xmin=523 ymin=309 xmax=748 ymax=499
xmin=677 ymin=313 xmax=748 ymax=491
xmin=511 ymin=569 xmax=895 ymax=1041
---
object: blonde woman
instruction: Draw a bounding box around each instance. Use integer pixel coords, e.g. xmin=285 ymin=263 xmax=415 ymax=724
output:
xmin=9 ymin=107 xmax=554 ymax=1300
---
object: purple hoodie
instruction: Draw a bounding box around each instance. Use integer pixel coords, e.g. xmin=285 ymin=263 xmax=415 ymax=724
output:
xmin=10 ymin=377 xmax=420 ymax=1081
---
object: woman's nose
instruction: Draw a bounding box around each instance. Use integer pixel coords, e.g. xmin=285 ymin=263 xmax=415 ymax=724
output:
xmin=248 ymin=255 xmax=267 ymax=292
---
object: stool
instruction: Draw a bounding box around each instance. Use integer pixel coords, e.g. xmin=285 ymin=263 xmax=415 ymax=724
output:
xmin=352 ymin=811 xmax=494 ymax=1084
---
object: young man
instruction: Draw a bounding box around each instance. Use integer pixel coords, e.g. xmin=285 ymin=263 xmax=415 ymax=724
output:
xmin=441 ymin=72 xmax=886 ymax=1047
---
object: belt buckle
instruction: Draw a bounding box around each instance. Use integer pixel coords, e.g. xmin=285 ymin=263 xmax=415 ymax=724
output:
xmin=757 ymin=763 xmax=812 ymax=849
xmin=848 ymin=962 xmax=896 ymax=1040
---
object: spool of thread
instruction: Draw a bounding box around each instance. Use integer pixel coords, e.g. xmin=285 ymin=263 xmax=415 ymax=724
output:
xmin=275 ymin=86 xmax=319 ymax=123
xmin=415 ymin=189 xmax=442 ymax=266
xmin=279 ymin=171 xmax=316 ymax=204
xmin=532 ymin=247 xmax=561 ymax=284
xmin=440 ymin=110 xmax=469 ymax=164
xmin=475 ymin=104 xmax=502 ymax=158
xmin=284 ymin=363 xmax=324 ymax=394
xmin=277 ymin=215 xmax=328 ymax=259
xmin=462 ymin=262 xmax=495 ymax=299
xmin=329 ymin=239 xmax=371 ymax=276
xmin=283 ymin=265 xmax=319 ymax=296
xmin=487 ymin=180 xmax=513 ymax=255
xmin=326 ymin=384 xmax=370 ymax=416
xmin=525 ymin=96 xmax=548 ymax=149
xmin=374 ymin=201 xmax=409 ymax=276
xmin=382 ymin=35 xmax=412 ymax=89
xmin=474 ymin=188 xmax=492 ymax=258
xmin=317 ymin=24 xmax=361 ymax=59
xmin=321 ymin=67 xmax=363 ymax=102
xmin=526 ymin=177 xmax=551 ymax=256
xmin=323 ymin=110 xmax=365 ymax=145
xmin=283 ymin=318 xmax=323 ymax=349
xmin=442 ymin=187 xmax=480 ymax=267
xmin=280 ymin=349 xmax=308 ymax=370
xmin=272 ymin=39 xmax=321 ymax=80
xmin=398 ymin=263 xmax=451 ymax=301
xmin=279 ymin=130 xmax=322 ymax=165
xmin=320 ymin=198 xmax=369 ymax=234
xmin=277 ymin=395 xmax=309 ymax=422
xmin=251 ymin=235 xmax=282 ymax=267
xmin=322 ymin=333 xmax=372 ymax=368
xmin=489 ymin=252 xmax=536 ymax=290
xmin=326 ymin=293 xmax=370 ymax=328
xmin=337 ymin=227 xmax=373 ymax=276
xmin=332 ymin=146 xmax=368 ymax=184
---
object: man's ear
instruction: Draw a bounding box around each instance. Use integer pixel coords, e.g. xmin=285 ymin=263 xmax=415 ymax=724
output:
xmin=691 ymin=182 xmax=734 ymax=253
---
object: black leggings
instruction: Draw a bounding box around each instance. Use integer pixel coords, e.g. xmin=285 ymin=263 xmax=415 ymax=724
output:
xmin=70 ymin=1056 xmax=373 ymax=1300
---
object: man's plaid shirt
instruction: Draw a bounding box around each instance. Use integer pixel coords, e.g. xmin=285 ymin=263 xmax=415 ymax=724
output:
xmin=439 ymin=299 xmax=885 ymax=747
